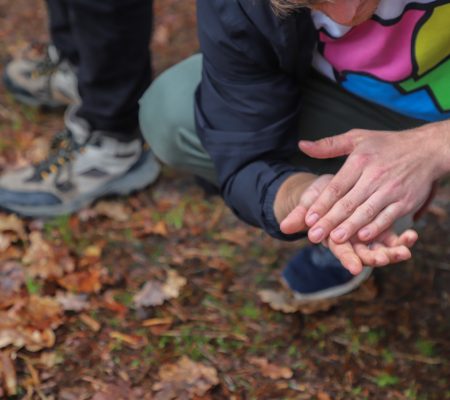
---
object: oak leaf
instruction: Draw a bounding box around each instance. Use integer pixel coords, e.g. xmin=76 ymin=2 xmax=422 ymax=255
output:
xmin=152 ymin=356 xmax=219 ymax=400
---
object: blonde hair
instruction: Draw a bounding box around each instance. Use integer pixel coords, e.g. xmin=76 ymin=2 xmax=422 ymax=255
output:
xmin=270 ymin=0 xmax=333 ymax=16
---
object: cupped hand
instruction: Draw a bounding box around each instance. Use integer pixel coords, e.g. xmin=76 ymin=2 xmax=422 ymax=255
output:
xmin=298 ymin=128 xmax=437 ymax=244
xmin=325 ymin=228 xmax=418 ymax=275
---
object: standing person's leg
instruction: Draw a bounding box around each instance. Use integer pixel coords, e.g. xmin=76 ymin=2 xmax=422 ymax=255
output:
xmin=0 ymin=0 xmax=160 ymax=218
xmin=69 ymin=0 xmax=153 ymax=134
xmin=46 ymin=0 xmax=78 ymax=65
xmin=140 ymin=55 xmax=426 ymax=302
xmin=3 ymin=0 xmax=79 ymax=108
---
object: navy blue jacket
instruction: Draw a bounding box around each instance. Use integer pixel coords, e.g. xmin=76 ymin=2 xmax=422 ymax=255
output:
xmin=195 ymin=0 xmax=317 ymax=240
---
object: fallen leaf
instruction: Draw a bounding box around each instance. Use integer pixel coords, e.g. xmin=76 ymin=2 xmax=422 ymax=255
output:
xmin=55 ymin=292 xmax=89 ymax=312
xmin=23 ymin=231 xmax=74 ymax=279
xmin=258 ymin=278 xmax=378 ymax=315
xmin=317 ymin=391 xmax=332 ymax=400
xmin=0 ymin=296 xmax=62 ymax=351
xmin=162 ymin=269 xmax=187 ymax=299
xmin=153 ymin=356 xmax=219 ymax=400
xmin=258 ymin=290 xmax=299 ymax=314
xmin=58 ymin=267 xmax=103 ymax=293
xmin=0 ymin=213 xmax=26 ymax=241
xmin=248 ymin=357 xmax=293 ymax=380
xmin=94 ymin=201 xmax=131 ymax=222
xmin=133 ymin=281 xmax=167 ymax=307
xmin=215 ymin=227 xmax=253 ymax=247
xmin=134 ymin=269 xmax=186 ymax=308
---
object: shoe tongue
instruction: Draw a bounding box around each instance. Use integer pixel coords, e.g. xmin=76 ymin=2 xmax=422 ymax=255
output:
xmin=64 ymin=105 xmax=91 ymax=145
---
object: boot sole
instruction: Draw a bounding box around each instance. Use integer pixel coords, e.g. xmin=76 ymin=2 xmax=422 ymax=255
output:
xmin=0 ymin=150 xmax=161 ymax=218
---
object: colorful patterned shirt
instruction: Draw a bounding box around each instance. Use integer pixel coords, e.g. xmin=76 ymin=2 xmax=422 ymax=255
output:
xmin=312 ymin=0 xmax=450 ymax=121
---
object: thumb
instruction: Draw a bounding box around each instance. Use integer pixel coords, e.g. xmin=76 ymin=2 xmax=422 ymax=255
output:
xmin=299 ymin=132 xmax=355 ymax=159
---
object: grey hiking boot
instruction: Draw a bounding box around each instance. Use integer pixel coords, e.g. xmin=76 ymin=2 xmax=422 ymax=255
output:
xmin=3 ymin=44 xmax=79 ymax=108
xmin=0 ymin=105 xmax=161 ymax=218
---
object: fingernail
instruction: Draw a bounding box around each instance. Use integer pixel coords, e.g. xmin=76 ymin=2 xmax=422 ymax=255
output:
xmin=359 ymin=227 xmax=371 ymax=240
xmin=306 ymin=212 xmax=319 ymax=226
xmin=332 ymin=228 xmax=346 ymax=241
xmin=310 ymin=227 xmax=324 ymax=242
xmin=300 ymin=140 xmax=314 ymax=146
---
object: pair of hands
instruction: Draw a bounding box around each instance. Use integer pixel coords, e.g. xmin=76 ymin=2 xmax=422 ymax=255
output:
xmin=279 ymin=127 xmax=441 ymax=274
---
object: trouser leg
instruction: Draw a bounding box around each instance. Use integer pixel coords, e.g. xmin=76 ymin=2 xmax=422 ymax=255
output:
xmin=46 ymin=0 xmax=79 ymax=64
xmin=66 ymin=0 xmax=153 ymax=134
xmin=140 ymin=54 xmax=218 ymax=182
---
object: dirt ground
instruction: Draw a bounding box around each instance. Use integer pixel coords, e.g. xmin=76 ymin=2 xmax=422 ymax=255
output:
xmin=0 ymin=1 xmax=448 ymax=399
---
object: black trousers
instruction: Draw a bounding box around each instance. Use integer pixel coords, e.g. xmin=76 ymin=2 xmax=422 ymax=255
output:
xmin=46 ymin=0 xmax=153 ymax=135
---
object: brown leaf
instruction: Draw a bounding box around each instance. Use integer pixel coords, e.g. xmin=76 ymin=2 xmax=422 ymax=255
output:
xmin=0 ymin=350 xmax=17 ymax=396
xmin=249 ymin=357 xmax=293 ymax=380
xmin=93 ymin=201 xmax=131 ymax=222
xmin=317 ymin=391 xmax=332 ymax=400
xmin=257 ymin=289 xmax=300 ymax=314
xmin=134 ymin=269 xmax=186 ymax=308
xmin=258 ymin=278 xmax=377 ymax=315
xmin=0 ymin=296 xmax=62 ymax=351
xmin=23 ymin=231 xmax=74 ymax=279
xmin=152 ymin=356 xmax=219 ymax=400
xmin=58 ymin=267 xmax=103 ymax=293
xmin=215 ymin=227 xmax=253 ymax=247
xmin=0 ymin=213 xmax=26 ymax=241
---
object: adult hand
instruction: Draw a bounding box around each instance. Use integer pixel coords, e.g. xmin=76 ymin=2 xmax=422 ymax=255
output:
xmin=279 ymin=173 xmax=418 ymax=274
xmin=298 ymin=127 xmax=440 ymax=244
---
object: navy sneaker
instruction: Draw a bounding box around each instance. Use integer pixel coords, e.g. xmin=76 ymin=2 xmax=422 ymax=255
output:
xmin=282 ymin=245 xmax=373 ymax=302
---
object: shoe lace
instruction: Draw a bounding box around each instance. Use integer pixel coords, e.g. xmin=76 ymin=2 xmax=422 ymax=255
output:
xmin=25 ymin=43 xmax=60 ymax=78
xmin=32 ymin=129 xmax=85 ymax=181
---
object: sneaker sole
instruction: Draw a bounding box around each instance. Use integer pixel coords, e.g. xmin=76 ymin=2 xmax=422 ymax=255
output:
xmin=284 ymin=267 xmax=373 ymax=303
xmin=0 ymin=150 xmax=161 ymax=218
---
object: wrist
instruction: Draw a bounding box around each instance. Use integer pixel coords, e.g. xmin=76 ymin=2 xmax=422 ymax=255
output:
xmin=422 ymin=120 xmax=450 ymax=177
xmin=273 ymin=172 xmax=317 ymax=223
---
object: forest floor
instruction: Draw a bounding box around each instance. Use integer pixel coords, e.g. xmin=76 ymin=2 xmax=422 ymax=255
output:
xmin=0 ymin=1 xmax=448 ymax=399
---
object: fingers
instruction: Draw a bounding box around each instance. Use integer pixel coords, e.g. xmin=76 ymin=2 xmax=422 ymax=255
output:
xmin=326 ymin=190 xmax=395 ymax=243
xmin=377 ymin=229 xmax=418 ymax=248
xmin=305 ymin=163 xmax=363 ymax=240
xmin=280 ymin=175 xmax=333 ymax=234
xmin=299 ymin=131 xmax=356 ymax=159
xmin=327 ymin=239 xmax=363 ymax=275
xmin=356 ymin=202 xmax=404 ymax=242
xmin=353 ymin=242 xmax=412 ymax=267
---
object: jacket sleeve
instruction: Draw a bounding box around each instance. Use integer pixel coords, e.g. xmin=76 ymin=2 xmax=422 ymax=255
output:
xmin=195 ymin=0 xmax=313 ymax=240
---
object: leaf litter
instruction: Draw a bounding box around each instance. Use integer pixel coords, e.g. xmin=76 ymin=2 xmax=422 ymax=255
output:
xmin=0 ymin=0 xmax=448 ymax=398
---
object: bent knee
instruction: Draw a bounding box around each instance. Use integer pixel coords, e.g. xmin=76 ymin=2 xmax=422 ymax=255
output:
xmin=139 ymin=89 xmax=183 ymax=168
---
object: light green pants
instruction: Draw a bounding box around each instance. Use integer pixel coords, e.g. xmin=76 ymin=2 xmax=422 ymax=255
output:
xmin=139 ymin=54 xmax=424 ymax=185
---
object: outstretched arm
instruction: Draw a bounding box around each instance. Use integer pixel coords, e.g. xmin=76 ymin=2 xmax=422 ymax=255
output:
xmin=294 ymin=120 xmax=450 ymax=245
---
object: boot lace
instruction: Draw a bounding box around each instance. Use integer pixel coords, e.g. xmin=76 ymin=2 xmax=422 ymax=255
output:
xmin=31 ymin=129 xmax=85 ymax=181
